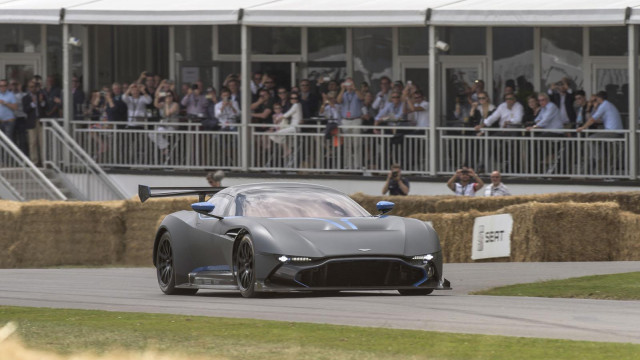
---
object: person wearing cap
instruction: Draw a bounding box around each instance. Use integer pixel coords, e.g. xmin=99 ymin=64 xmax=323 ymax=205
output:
xmin=206 ymin=170 xmax=225 ymax=187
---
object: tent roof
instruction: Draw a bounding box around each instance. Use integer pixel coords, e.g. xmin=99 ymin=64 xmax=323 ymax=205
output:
xmin=430 ymin=0 xmax=639 ymax=26
xmin=1 ymin=0 xmax=639 ymax=26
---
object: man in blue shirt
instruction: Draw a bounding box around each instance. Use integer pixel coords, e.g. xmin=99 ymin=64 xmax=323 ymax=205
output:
xmin=0 ymin=79 xmax=18 ymax=139
xmin=577 ymin=91 xmax=623 ymax=137
xmin=526 ymin=93 xmax=564 ymax=136
xmin=577 ymin=91 xmax=624 ymax=174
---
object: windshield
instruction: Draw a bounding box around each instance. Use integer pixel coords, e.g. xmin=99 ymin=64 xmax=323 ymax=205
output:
xmin=234 ymin=189 xmax=370 ymax=218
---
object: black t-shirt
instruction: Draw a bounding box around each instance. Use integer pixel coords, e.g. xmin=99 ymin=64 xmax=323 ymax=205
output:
xmin=388 ymin=177 xmax=410 ymax=195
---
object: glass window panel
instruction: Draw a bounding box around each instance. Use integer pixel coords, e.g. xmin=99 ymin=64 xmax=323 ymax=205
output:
xmin=493 ymin=27 xmax=534 ymax=104
xmin=218 ymin=25 xmax=240 ymax=55
xmin=541 ymin=27 xmax=583 ymax=90
xmin=251 ymin=27 xmax=300 ymax=55
xmin=398 ymin=27 xmax=429 ymax=56
xmin=175 ymin=26 xmax=212 ymax=62
xmin=308 ymin=28 xmax=346 ymax=61
xmin=590 ymin=27 xmax=627 ymax=56
xmin=438 ymin=27 xmax=485 ymax=55
xmin=0 ymin=24 xmax=40 ymax=53
xmin=353 ymin=28 xmax=392 ymax=94
xmin=47 ymin=25 xmax=62 ymax=79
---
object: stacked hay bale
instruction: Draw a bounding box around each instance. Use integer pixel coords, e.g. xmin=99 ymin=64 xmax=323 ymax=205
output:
xmin=616 ymin=211 xmax=640 ymax=261
xmin=0 ymin=201 xmax=23 ymax=268
xmin=350 ymin=192 xmax=453 ymax=217
xmin=410 ymin=201 xmax=622 ymax=263
xmin=4 ymin=200 xmax=125 ymax=267
xmin=121 ymin=196 xmax=197 ymax=265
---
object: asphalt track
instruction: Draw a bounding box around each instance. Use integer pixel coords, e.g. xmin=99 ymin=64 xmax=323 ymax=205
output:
xmin=1 ymin=262 xmax=639 ymax=344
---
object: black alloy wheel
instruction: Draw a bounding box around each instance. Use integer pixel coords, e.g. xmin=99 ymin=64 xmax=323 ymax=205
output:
xmin=236 ymin=235 xmax=258 ymax=298
xmin=156 ymin=232 xmax=197 ymax=295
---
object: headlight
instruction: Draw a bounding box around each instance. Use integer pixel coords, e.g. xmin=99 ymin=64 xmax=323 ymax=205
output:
xmin=278 ymin=255 xmax=313 ymax=263
xmin=411 ymin=254 xmax=434 ymax=265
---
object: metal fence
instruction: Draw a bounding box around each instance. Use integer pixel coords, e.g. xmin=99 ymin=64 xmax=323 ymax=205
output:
xmin=68 ymin=119 xmax=636 ymax=179
xmin=42 ymin=119 xmax=128 ymax=200
xmin=0 ymin=127 xmax=66 ymax=201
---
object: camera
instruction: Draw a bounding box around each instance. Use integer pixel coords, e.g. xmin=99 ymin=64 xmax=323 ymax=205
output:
xmin=323 ymin=76 xmax=331 ymax=82
xmin=159 ymin=92 xmax=167 ymax=97
xmin=391 ymin=171 xmax=399 ymax=177
xmin=191 ymin=84 xmax=199 ymax=90
xmin=461 ymin=170 xmax=469 ymax=175
xmin=99 ymin=91 xmax=106 ymax=96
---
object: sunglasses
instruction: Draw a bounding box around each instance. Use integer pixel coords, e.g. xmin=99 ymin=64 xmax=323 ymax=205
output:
xmin=290 ymin=97 xmax=298 ymax=100
xmin=478 ymin=97 xmax=487 ymax=100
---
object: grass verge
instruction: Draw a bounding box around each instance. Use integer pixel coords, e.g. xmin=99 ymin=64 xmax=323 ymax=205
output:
xmin=1 ymin=306 xmax=640 ymax=360
xmin=472 ymin=272 xmax=640 ymax=300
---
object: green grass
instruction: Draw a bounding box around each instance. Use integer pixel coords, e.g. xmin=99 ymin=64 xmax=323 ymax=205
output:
xmin=472 ymin=272 xmax=640 ymax=300
xmin=1 ymin=306 xmax=639 ymax=360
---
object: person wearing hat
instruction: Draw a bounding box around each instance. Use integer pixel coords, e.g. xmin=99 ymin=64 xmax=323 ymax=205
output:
xmin=206 ymin=170 xmax=225 ymax=187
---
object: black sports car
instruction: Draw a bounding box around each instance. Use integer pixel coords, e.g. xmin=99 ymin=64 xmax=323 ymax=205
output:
xmin=140 ymin=182 xmax=451 ymax=298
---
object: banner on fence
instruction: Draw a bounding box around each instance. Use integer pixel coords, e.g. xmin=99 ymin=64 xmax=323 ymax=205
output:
xmin=471 ymin=214 xmax=513 ymax=260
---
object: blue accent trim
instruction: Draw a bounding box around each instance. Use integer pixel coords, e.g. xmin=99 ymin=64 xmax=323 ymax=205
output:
xmin=191 ymin=265 xmax=231 ymax=273
xmin=192 ymin=202 xmax=214 ymax=212
xmin=269 ymin=217 xmax=347 ymax=230
xmin=198 ymin=213 xmax=220 ymax=220
xmin=412 ymin=268 xmax=429 ymax=287
xmin=340 ymin=218 xmax=358 ymax=230
xmin=294 ymin=279 xmax=310 ymax=288
xmin=376 ymin=201 xmax=395 ymax=211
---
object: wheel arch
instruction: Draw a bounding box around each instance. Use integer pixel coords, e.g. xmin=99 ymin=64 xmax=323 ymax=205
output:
xmin=152 ymin=225 xmax=169 ymax=267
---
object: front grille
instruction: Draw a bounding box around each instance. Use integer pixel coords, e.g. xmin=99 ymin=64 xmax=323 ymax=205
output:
xmin=296 ymin=259 xmax=425 ymax=287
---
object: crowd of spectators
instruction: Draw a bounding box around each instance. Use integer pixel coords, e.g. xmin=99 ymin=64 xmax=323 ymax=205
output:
xmin=0 ymin=71 xmax=627 ymax=173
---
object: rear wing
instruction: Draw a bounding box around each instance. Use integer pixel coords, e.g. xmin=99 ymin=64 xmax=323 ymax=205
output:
xmin=138 ymin=185 xmax=225 ymax=203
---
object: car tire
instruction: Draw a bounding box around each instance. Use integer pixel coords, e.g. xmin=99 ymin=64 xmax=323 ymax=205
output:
xmin=236 ymin=234 xmax=258 ymax=298
xmin=156 ymin=232 xmax=197 ymax=295
xmin=398 ymin=288 xmax=434 ymax=296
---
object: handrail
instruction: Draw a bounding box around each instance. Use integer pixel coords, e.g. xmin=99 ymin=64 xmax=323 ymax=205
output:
xmin=0 ymin=128 xmax=67 ymax=201
xmin=42 ymin=119 xmax=128 ymax=200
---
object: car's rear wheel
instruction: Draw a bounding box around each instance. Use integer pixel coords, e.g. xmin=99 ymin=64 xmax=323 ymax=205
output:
xmin=236 ymin=235 xmax=258 ymax=298
xmin=156 ymin=232 xmax=197 ymax=295
xmin=398 ymin=288 xmax=434 ymax=296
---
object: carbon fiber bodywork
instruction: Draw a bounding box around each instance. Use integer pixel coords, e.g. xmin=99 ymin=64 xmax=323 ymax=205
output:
xmin=150 ymin=183 xmax=451 ymax=295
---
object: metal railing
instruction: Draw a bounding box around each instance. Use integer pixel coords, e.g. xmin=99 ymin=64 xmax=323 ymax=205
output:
xmin=42 ymin=119 xmax=128 ymax=200
xmin=0 ymin=127 xmax=67 ymax=201
xmin=68 ymin=119 xmax=636 ymax=179
xmin=438 ymin=127 xmax=629 ymax=178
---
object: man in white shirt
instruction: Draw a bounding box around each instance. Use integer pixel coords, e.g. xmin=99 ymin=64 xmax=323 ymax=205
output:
xmin=405 ymin=89 xmax=429 ymax=128
xmin=215 ymin=88 xmax=240 ymax=130
xmin=474 ymin=94 xmax=523 ymax=132
xmin=484 ymin=171 xmax=511 ymax=196
xmin=123 ymin=83 xmax=151 ymax=128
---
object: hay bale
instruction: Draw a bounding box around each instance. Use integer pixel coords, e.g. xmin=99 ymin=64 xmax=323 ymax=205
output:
xmin=616 ymin=211 xmax=640 ymax=261
xmin=7 ymin=200 xmax=126 ymax=268
xmin=410 ymin=201 xmax=621 ymax=263
xmin=121 ymin=197 xmax=197 ymax=265
xmin=350 ymin=192 xmax=453 ymax=217
xmin=432 ymin=191 xmax=640 ymax=215
xmin=0 ymin=200 xmax=23 ymax=268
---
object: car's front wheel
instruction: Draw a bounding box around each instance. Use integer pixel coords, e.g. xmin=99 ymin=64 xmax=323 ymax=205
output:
xmin=398 ymin=288 xmax=434 ymax=296
xmin=236 ymin=234 xmax=258 ymax=298
xmin=156 ymin=232 xmax=197 ymax=295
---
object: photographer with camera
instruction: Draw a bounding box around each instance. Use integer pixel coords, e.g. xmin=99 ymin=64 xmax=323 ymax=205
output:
xmin=447 ymin=166 xmax=484 ymax=196
xmin=181 ymin=81 xmax=208 ymax=120
xmin=382 ymin=163 xmax=410 ymax=196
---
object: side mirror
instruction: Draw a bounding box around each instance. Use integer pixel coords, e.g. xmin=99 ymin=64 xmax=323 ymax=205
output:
xmin=376 ymin=201 xmax=394 ymax=215
xmin=192 ymin=202 xmax=215 ymax=215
